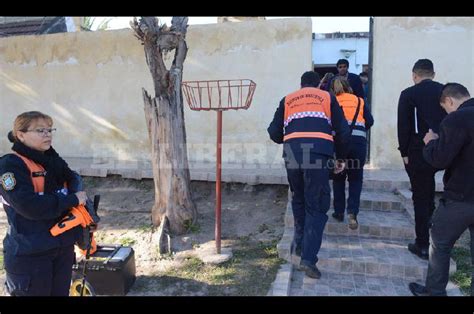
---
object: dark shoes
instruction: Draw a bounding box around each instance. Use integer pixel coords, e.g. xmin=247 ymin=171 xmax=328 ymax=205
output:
xmin=333 ymin=212 xmax=358 ymax=229
xmin=332 ymin=212 xmax=344 ymax=222
xmin=299 ymin=262 xmax=321 ymax=279
xmin=348 ymin=214 xmax=358 ymax=230
xmin=290 ymin=241 xmax=302 ymax=257
xmin=408 ymin=242 xmax=429 ymax=260
xmin=409 ymin=282 xmax=430 ymax=296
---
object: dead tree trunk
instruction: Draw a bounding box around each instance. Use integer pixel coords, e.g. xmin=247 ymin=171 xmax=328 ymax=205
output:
xmin=131 ymin=17 xmax=196 ymax=234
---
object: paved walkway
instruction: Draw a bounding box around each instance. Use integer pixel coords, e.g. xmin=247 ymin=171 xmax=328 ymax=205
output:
xmin=270 ymin=186 xmax=463 ymax=296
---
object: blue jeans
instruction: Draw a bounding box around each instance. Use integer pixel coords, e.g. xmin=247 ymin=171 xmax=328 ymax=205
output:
xmin=333 ymin=140 xmax=367 ymax=216
xmin=286 ymin=154 xmax=330 ymax=266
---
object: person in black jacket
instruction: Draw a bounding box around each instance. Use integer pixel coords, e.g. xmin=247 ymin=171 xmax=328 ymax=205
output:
xmin=409 ymin=83 xmax=474 ymax=296
xmin=397 ymin=59 xmax=447 ymax=260
xmin=268 ymin=71 xmax=350 ymax=279
xmin=325 ymin=59 xmax=365 ymax=99
xmin=0 ymin=111 xmax=88 ymax=296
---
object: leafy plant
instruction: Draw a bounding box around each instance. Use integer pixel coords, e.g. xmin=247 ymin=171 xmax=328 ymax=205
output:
xmin=81 ymin=17 xmax=112 ymax=31
xmin=450 ymin=247 xmax=472 ymax=295
xmin=119 ymin=237 xmax=136 ymax=246
xmin=184 ymin=220 xmax=200 ymax=233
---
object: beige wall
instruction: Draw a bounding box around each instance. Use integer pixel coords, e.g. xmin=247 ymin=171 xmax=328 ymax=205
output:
xmin=371 ymin=17 xmax=474 ymax=169
xmin=0 ymin=18 xmax=312 ymax=167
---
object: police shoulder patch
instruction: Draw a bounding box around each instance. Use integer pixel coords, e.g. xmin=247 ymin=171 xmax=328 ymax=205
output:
xmin=1 ymin=172 xmax=16 ymax=191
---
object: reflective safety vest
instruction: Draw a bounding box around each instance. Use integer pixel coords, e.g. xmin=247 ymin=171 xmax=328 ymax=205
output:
xmin=13 ymin=153 xmax=97 ymax=255
xmin=336 ymin=93 xmax=367 ymax=138
xmin=283 ymin=87 xmax=333 ymax=143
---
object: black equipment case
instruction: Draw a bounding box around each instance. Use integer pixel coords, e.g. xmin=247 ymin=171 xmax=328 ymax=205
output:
xmin=72 ymin=245 xmax=136 ymax=295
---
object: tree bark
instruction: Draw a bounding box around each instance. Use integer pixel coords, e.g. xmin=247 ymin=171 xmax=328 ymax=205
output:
xmin=131 ymin=17 xmax=196 ymax=234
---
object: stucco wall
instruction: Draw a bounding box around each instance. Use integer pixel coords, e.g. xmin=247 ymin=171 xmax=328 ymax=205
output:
xmin=0 ymin=18 xmax=312 ymax=168
xmin=371 ymin=17 xmax=474 ymax=169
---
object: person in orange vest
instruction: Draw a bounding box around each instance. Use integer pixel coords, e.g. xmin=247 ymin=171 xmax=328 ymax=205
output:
xmin=329 ymin=77 xmax=374 ymax=229
xmin=0 ymin=111 xmax=89 ymax=296
xmin=268 ymin=71 xmax=350 ymax=278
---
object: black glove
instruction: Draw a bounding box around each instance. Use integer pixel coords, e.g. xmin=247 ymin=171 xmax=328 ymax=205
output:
xmin=76 ymin=227 xmax=92 ymax=250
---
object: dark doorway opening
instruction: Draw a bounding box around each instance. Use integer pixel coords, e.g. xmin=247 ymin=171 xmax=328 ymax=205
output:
xmin=314 ymin=65 xmax=337 ymax=79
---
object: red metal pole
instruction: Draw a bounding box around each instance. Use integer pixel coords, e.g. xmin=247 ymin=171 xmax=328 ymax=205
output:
xmin=215 ymin=110 xmax=222 ymax=254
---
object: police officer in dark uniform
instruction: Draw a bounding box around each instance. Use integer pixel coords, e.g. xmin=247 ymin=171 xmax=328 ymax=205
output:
xmin=397 ymin=59 xmax=446 ymax=260
xmin=410 ymin=83 xmax=474 ymax=296
xmin=268 ymin=71 xmax=350 ymax=278
xmin=0 ymin=111 xmax=87 ymax=296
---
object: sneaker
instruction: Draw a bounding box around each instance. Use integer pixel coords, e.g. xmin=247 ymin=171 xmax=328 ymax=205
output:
xmin=332 ymin=212 xmax=344 ymax=222
xmin=299 ymin=263 xmax=321 ymax=279
xmin=348 ymin=214 xmax=358 ymax=230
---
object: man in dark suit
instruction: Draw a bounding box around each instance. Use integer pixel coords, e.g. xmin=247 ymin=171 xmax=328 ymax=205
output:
xmin=397 ymin=59 xmax=446 ymax=260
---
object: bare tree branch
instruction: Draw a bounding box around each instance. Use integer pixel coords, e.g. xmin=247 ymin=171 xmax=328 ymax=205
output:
xmin=170 ymin=16 xmax=188 ymax=33
xmin=132 ymin=16 xmax=172 ymax=96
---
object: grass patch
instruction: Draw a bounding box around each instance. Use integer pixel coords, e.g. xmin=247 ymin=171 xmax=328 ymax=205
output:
xmin=184 ymin=220 xmax=201 ymax=233
xmin=94 ymin=233 xmax=118 ymax=244
xmin=450 ymin=247 xmax=472 ymax=295
xmin=137 ymin=224 xmax=154 ymax=233
xmin=119 ymin=237 xmax=136 ymax=246
xmin=149 ymin=238 xmax=284 ymax=296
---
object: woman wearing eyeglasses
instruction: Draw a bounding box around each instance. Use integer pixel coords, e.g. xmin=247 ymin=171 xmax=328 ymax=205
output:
xmin=0 ymin=111 xmax=88 ymax=296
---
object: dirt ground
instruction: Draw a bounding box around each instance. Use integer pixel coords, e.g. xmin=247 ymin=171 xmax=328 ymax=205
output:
xmin=0 ymin=176 xmax=288 ymax=296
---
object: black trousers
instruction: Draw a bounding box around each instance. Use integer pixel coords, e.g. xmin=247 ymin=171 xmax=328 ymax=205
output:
xmin=426 ymin=199 xmax=474 ymax=296
xmin=4 ymin=245 xmax=75 ymax=296
xmin=404 ymin=146 xmax=439 ymax=248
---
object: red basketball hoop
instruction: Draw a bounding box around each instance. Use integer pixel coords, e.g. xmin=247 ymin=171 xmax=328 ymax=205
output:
xmin=182 ymin=79 xmax=256 ymax=111
xmin=182 ymin=79 xmax=257 ymax=254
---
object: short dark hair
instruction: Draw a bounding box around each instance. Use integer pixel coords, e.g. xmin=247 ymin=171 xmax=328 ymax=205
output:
xmin=337 ymin=59 xmax=349 ymax=68
xmin=440 ymin=83 xmax=470 ymax=102
xmin=300 ymin=71 xmax=320 ymax=88
xmin=359 ymin=72 xmax=368 ymax=78
xmin=412 ymin=59 xmax=434 ymax=77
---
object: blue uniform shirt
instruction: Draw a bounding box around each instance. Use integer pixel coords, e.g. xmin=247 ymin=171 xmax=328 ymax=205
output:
xmin=0 ymin=154 xmax=82 ymax=256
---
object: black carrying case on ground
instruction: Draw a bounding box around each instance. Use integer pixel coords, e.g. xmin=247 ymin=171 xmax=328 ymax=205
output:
xmin=72 ymin=244 xmax=136 ymax=295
